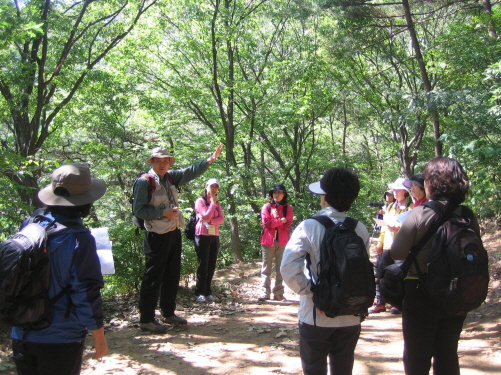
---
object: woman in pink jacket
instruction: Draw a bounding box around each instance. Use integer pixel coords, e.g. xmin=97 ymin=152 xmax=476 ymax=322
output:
xmin=194 ymin=178 xmax=225 ymax=303
xmin=259 ymin=183 xmax=293 ymax=301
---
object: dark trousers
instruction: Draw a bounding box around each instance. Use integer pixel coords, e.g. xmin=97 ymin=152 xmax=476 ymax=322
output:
xmin=12 ymin=339 xmax=85 ymax=375
xmin=299 ymin=322 xmax=361 ymax=375
xmin=402 ymin=279 xmax=466 ymax=375
xmin=139 ymin=229 xmax=182 ymax=322
xmin=376 ymin=250 xmax=394 ymax=304
xmin=194 ymin=235 xmax=220 ymax=296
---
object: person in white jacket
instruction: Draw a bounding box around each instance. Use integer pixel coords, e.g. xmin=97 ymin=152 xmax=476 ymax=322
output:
xmin=281 ymin=167 xmax=370 ymax=375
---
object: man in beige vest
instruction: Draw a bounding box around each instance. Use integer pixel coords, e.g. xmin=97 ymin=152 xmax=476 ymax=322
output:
xmin=133 ymin=144 xmax=222 ymax=333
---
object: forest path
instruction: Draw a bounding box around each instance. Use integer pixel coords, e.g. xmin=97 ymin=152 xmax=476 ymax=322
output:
xmin=78 ymin=252 xmax=500 ymax=375
xmin=1 ymin=228 xmax=500 ymax=375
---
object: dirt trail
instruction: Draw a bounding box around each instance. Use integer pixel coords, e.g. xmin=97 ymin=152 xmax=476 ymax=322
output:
xmin=79 ymin=260 xmax=500 ymax=375
xmin=1 ymin=231 xmax=500 ymax=375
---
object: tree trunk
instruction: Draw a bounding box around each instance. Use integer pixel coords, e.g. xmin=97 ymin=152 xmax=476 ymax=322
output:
xmin=228 ymin=201 xmax=244 ymax=263
xmin=210 ymin=0 xmax=243 ymax=261
xmin=402 ymin=0 xmax=442 ymax=157
xmin=6 ymin=171 xmax=41 ymax=208
xmin=483 ymin=0 xmax=497 ymax=38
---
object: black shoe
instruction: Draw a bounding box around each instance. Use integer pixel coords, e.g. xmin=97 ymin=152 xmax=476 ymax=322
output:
xmin=140 ymin=319 xmax=169 ymax=334
xmin=163 ymin=314 xmax=188 ymax=325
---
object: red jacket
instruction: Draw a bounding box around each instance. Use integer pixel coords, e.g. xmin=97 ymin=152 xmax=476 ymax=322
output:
xmin=260 ymin=202 xmax=293 ymax=247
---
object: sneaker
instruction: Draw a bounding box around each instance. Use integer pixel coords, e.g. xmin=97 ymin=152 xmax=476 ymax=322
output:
xmin=257 ymin=295 xmax=270 ymax=302
xmin=196 ymin=295 xmax=206 ymax=303
xmin=140 ymin=320 xmax=169 ymax=334
xmin=368 ymin=304 xmax=386 ymax=313
xmin=274 ymin=295 xmax=285 ymax=301
xmin=205 ymin=295 xmax=215 ymax=302
xmin=163 ymin=314 xmax=188 ymax=325
xmin=390 ymin=307 xmax=401 ymax=314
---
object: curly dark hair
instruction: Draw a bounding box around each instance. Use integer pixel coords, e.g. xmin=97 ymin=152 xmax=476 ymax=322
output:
xmin=423 ymin=157 xmax=469 ymax=204
xmin=320 ymin=168 xmax=360 ymax=212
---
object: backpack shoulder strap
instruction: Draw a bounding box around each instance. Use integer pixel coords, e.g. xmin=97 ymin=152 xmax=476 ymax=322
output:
xmin=457 ymin=205 xmax=475 ymax=220
xmin=308 ymin=215 xmax=335 ymax=229
xmin=132 ymin=173 xmax=157 ymax=203
xmin=422 ymin=200 xmax=443 ymax=213
xmin=305 ymin=215 xmax=333 ymax=279
xmin=400 ymin=200 xmax=460 ymax=277
xmin=343 ymin=217 xmax=358 ymax=231
xmin=142 ymin=173 xmax=156 ymax=184
xmin=46 ymin=221 xmax=87 ymax=237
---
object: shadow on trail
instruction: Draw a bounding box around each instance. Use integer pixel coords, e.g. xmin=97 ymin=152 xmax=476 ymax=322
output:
xmin=83 ymin=296 xmax=303 ymax=375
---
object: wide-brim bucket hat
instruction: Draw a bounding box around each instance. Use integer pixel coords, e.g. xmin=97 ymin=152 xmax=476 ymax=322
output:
xmin=146 ymin=147 xmax=176 ymax=165
xmin=38 ymin=163 xmax=107 ymax=206
xmin=388 ymin=177 xmax=408 ymax=191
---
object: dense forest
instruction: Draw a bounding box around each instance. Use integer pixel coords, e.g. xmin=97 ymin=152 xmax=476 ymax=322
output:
xmin=1 ymin=0 xmax=500 ymax=296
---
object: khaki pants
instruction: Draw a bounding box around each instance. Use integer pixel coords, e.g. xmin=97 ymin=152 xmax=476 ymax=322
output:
xmin=260 ymin=242 xmax=285 ymax=297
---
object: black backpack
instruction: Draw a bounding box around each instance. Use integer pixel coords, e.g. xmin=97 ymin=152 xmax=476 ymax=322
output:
xmin=185 ymin=197 xmax=211 ymax=241
xmin=184 ymin=210 xmax=197 ymax=241
xmin=0 ymin=210 xmax=86 ymax=330
xmin=306 ymin=216 xmax=375 ymax=322
xmin=417 ymin=201 xmax=489 ymax=316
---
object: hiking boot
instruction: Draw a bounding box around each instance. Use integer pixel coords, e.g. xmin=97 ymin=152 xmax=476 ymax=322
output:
xmin=390 ymin=307 xmax=401 ymax=314
xmin=205 ymin=295 xmax=216 ymax=302
xmin=257 ymin=294 xmax=270 ymax=302
xmin=163 ymin=314 xmax=188 ymax=325
xmin=369 ymin=304 xmax=386 ymax=313
xmin=274 ymin=295 xmax=285 ymax=301
xmin=140 ymin=320 xmax=169 ymax=334
xmin=196 ymin=295 xmax=206 ymax=303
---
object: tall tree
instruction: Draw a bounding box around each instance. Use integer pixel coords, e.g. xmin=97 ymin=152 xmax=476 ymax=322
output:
xmin=317 ymin=0 xmax=498 ymax=173
xmin=127 ymin=0 xmax=334 ymax=261
xmin=0 ymin=0 xmax=158 ymax=207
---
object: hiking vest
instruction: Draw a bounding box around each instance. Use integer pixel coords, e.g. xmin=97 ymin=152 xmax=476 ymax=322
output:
xmin=145 ymin=171 xmax=185 ymax=234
